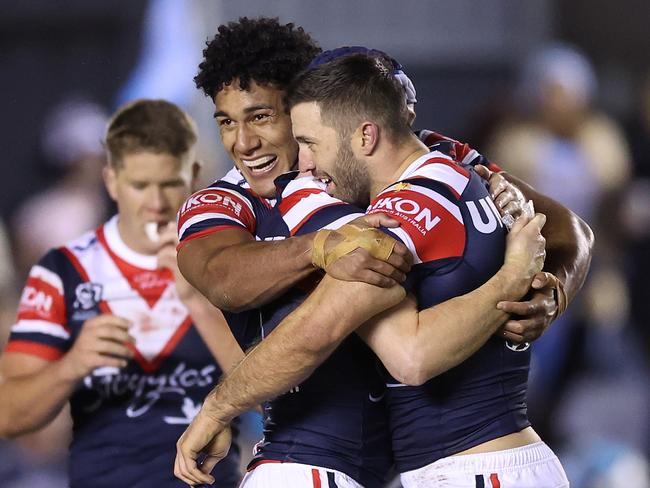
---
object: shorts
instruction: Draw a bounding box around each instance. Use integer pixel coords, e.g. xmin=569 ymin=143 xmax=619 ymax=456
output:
xmin=400 ymin=442 xmax=569 ymax=487
xmin=240 ymin=461 xmax=363 ymax=488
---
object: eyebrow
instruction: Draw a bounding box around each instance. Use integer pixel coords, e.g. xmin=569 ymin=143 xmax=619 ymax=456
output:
xmin=213 ymin=104 xmax=275 ymax=118
xmin=294 ymin=136 xmax=314 ymax=144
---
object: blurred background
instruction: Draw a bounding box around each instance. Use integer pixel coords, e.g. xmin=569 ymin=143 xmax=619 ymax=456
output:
xmin=1 ymin=1 xmax=649 ymax=486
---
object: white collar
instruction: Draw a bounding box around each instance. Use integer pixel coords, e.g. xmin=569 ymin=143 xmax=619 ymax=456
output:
xmin=103 ymin=216 xmax=158 ymax=270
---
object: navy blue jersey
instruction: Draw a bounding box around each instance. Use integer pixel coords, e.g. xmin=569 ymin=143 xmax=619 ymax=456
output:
xmin=249 ymin=173 xmax=392 ymax=487
xmin=178 ymin=169 xmax=392 ymax=486
xmin=6 ymin=216 xmax=240 ymax=488
xmin=366 ymin=150 xmax=531 ymax=473
xmin=177 ymin=167 xmax=280 ymax=350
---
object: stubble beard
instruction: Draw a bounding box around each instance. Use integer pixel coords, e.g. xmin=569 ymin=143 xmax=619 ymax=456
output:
xmin=332 ymin=140 xmax=372 ymax=209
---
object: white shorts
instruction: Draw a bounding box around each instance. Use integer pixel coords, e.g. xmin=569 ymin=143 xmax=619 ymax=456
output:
xmin=400 ymin=442 xmax=569 ymax=488
xmin=240 ymin=461 xmax=363 ymax=488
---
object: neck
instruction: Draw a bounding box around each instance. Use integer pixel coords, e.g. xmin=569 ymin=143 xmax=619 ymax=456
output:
xmin=116 ymin=218 xmax=157 ymax=256
xmin=370 ymin=134 xmax=428 ymax=198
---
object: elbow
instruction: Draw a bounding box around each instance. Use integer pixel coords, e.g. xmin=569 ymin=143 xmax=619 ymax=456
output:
xmin=388 ymin=346 xmax=434 ymax=387
xmin=581 ymin=218 xmax=595 ymax=256
xmin=0 ymin=415 xmax=25 ymax=439
xmin=206 ymin=288 xmax=248 ymax=313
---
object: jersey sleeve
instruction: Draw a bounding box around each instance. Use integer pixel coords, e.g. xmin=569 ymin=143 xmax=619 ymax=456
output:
xmin=177 ymin=185 xmax=257 ymax=248
xmin=276 ymin=176 xmax=364 ymax=236
xmin=367 ymin=159 xmax=468 ymax=266
xmin=417 ymin=129 xmax=502 ymax=173
xmin=4 ymin=249 xmax=72 ymax=361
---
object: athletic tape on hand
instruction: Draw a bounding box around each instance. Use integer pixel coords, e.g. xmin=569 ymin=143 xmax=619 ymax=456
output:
xmin=311 ymin=224 xmax=397 ymax=270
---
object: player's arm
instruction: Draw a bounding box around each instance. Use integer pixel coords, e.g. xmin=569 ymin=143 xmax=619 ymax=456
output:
xmin=357 ymin=214 xmax=547 ymax=386
xmin=178 ymin=184 xmax=411 ymax=312
xmin=175 ymin=276 xmax=405 ymax=485
xmin=202 ymin=276 xmax=404 ymax=421
xmin=478 ymin=167 xmax=594 ymax=342
xmin=0 ymin=313 xmax=133 ymax=438
xmin=501 ymin=171 xmax=593 ymax=305
xmin=178 ymin=228 xmax=317 ymax=312
xmin=157 ymin=223 xmax=245 ymax=372
xmin=0 ymin=353 xmax=78 ymax=437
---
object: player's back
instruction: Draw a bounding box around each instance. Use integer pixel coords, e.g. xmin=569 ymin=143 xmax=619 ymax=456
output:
xmin=367 ymin=151 xmax=531 ymax=473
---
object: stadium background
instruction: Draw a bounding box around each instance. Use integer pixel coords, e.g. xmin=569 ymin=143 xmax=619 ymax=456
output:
xmin=0 ymin=1 xmax=649 ymax=486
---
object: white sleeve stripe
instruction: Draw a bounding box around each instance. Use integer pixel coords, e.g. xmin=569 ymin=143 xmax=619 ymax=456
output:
xmin=281 ymin=176 xmax=327 ymax=199
xmin=409 ymin=185 xmax=463 ymax=223
xmin=282 ymin=193 xmax=343 ymax=231
xmin=179 ymin=212 xmax=244 ymax=238
xmin=461 ymin=149 xmax=481 ymax=166
xmin=398 ymin=150 xmax=453 ymax=180
xmin=213 ymin=187 xmax=255 ymax=214
xmin=29 ymin=265 xmax=64 ymax=294
xmin=12 ymin=320 xmax=70 ymax=339
xmin=386 ymin=227 xmax=422 ymax=265
xmin=410 ymin=164 xmax=469 ymax=196
xmin=322 ymin=213 xmax=364 ymax=230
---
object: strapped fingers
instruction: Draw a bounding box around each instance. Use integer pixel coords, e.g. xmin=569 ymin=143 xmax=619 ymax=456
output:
xmin=502 ymin=201 xmax=523 ymax=219
xmin=494 ymin=190 xmax=515 ymax=210
xmin=312 ymin=225 xmax=397 ymax=270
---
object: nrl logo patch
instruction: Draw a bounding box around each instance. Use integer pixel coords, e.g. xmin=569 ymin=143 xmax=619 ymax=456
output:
xmin=505 ymin=340 xmax=530 ymax=352
xmin=74 ymin=282 xmax=103 ymax=310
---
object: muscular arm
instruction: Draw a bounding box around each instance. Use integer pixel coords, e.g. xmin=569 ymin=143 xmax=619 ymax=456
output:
xmin=199 ymin=277 xmax=405 ymax=425
xmin=502 ymin=172 xmax=594 ymax=304
xmin=183 ymin=294 xmax=244 ymax=373
xmin=0 ymin=354 xmax=83 ymax=437
xmin=358 ymin=268 xmax=527 ymax=386
xmin=178 ymin=228 xmax=315 ymax=312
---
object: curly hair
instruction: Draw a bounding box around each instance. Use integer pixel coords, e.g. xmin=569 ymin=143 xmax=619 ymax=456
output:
xmin=195 ymin=17 xmax=321 ymax=98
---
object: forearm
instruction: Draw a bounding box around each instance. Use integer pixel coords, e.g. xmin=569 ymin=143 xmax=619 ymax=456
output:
xmin=0 ymin=360 xmax=77 ymax=437
xmin=201 ymin=276 xmax=405 ymax=424
xmin=184 ymin=295 xmax=245 ymax=373
xmin=361 ymin=268 xmax=527 ymax=386
xmin=502 ymin=172 xmax=594 ymax=302
xmin=184 ymin=234 xmax=316 ymax=312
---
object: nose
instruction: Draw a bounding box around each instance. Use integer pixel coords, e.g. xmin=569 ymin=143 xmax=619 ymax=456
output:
xmin=298 ymin=146 xmax=315 ymax=173
xmin=234 ymin=123 xmax=261 ymax=155
xmin=147 ymin=185 xmax=169 ymax=213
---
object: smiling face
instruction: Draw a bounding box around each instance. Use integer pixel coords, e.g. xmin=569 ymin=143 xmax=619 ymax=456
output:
xmin=291 ymin=101 xmax=371 ymax=207
xmin=214 ymin=80 xmax=298 ymax=198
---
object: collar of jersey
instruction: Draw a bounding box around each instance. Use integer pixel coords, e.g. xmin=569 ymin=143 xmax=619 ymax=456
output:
xmin=103 ymin=216 xmax=158 ymax=270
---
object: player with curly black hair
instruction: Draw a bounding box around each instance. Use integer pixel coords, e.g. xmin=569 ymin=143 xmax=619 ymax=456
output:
xmin=193 ymin=17 xmax=320 ymax=200
xmin=195 ymin=17 xmax=321 ymax=98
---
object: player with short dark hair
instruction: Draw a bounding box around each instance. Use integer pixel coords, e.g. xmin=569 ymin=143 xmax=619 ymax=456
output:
xmin=0 ymin=99 xmax=245 ymax=488
xmin=175 ymin=52 xmax=589 ymax=487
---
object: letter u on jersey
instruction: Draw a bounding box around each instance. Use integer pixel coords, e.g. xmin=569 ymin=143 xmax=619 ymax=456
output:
xmin=466 ymin=197 xmax=503 ymax=234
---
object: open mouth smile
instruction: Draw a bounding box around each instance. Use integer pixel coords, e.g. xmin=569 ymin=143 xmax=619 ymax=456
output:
xmin=242 ymin=155 xmax=278 ymax=175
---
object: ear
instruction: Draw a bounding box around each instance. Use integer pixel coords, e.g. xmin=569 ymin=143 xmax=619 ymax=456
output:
xmin=357 ymin=121 xmax=379 ymax=156
xmin=191 ymin=160 xmax=202 ymax=192
xmin=103 ymin=165 xmax=118 ymax=202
